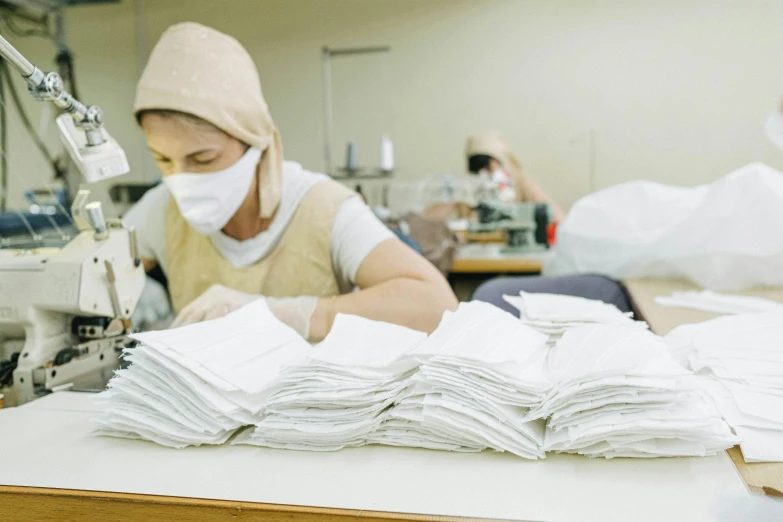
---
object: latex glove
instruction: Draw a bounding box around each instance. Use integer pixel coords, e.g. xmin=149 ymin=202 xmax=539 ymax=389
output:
xmin=266 ymin=296 xmax=319 ymax=340
xmin=171 ymin=284 xmax=258 ymax=328
xmin=171 ymin=285 xmax=320 ymax=341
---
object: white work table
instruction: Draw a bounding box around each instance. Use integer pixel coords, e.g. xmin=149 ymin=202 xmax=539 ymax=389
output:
xmin=0 ymin=392 xmax=747 ymax=522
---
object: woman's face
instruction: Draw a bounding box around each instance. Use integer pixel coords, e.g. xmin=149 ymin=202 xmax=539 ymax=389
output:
xmin=140 ymin=113 xmax=249 ymax=176
xmin=476 ymin=158 xmax=503 ymax=178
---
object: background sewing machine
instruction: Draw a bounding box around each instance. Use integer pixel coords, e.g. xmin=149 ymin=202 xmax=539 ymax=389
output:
xmin=0 ymin=31 xmax=144 ymax=406
xmin=468 ymin=201 xmax=553 ymax=254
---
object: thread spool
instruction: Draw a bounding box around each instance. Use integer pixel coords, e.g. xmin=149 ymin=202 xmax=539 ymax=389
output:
xmin=380 ymin=134 xmax=394 ymax=172
xmin=345 ymin=141 xmax=358 ymax=171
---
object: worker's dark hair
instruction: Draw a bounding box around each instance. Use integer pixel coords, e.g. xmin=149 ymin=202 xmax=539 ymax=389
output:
xmin=468 ymin=154 xmax=494 ymax=174
xmin=135 ymin=109 xmax=223 ymax=133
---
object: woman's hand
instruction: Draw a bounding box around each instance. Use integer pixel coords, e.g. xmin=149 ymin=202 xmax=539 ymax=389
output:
xmin=171 ymin=284 xmax=258 ymax=328
xmin=171 ymin=285 xmax=319 ymax=340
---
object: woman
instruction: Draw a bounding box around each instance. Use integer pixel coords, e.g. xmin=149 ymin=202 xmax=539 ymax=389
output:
xmin=465 ymin=131 xmax=565 ymax=220
xmin=465 ymin=135 xmax=629 ymax=313
xmin=124 ymin=22 xmax=457 ymax=341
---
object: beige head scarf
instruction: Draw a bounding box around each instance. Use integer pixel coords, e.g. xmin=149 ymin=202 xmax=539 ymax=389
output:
xmin=134 ymin=22 xmax=282 ymax=218
xmin=465 ymin=131 xmax=523 ymax=182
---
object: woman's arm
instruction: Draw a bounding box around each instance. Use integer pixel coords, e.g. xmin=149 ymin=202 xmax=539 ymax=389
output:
xmin=308 ymin=238 xmax=458 ymax=341
xmin=172 ymin=199 xmax=458 ymax=339
xmin=516 ymin=175 xmax=565 ymax=221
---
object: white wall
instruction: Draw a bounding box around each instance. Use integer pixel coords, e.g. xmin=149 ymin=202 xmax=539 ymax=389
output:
xmin=4 ymin=0 xmax=783 ymax=212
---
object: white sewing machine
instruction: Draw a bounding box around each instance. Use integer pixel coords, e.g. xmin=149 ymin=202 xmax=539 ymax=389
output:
xmin=0 ymin=34 xmax=144 ymax=406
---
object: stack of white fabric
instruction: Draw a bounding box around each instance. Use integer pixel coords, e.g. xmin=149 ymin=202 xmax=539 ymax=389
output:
xmin=93 ymin=293 xmax=745 ymax=461
xmin=235 ymin=314 xmax=427 ymax=451
xmin=667 ymin=312 xmax=783 ymax=462
xmin=93 ymin=300 xmax=311 ymax=448
xmin=532 ymin=324 xmax=737 ymax=458
xmin=655 ymin=290 xmax=783 ymax=315
xmin=503 ymin=291 xmax=646 ymax=340
xmin=369 ymin=302 xmax=552 ymax=459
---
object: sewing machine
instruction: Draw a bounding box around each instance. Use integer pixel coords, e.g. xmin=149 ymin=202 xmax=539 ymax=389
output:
xmin=469 ymin=201 xmax=552 ymax=253
xmin=0 ymin=34 xmax=144 ymax=406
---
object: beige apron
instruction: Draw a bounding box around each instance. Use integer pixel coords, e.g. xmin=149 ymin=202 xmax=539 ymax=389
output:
xmin=166 ymin=179 xmax=354 ymax=314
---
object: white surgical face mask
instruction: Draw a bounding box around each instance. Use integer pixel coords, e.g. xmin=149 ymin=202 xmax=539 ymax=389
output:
xmin=163 ymin=147 xmax=262 ymax=235
xmin=765 ymin=112 xmax=783 ymax=152
xmin=490 ymin=168 xmax=510 ymax=184
xmin=489 ymin=168 xmax=517 ymax=203
xmin=477 ymin=169 xmax=492 ymax=181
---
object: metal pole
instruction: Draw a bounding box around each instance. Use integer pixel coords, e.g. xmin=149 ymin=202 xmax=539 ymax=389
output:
xmin=327 ymin=46 xmax=391 ymax=57
xmin=0 ymin=62 xmax=6 ymax=212
xmin=322 ymin=47 xmax=333 ymax=175
xmin=0 ymin=34 xmax=36 ymax=77
xmin=55 ymin=1 xmax=67 ymax=55
xmin=136 ymin=0 xmax=147 ymax=71
xmin=320 ymin=45 xmax=391 ymax=177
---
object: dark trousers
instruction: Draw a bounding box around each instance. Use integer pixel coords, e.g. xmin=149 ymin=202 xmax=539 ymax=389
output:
xmin=471 ymin=275 xmax=633 ymax=317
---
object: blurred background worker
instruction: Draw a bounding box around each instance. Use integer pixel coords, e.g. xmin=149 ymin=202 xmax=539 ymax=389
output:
xmin=124 ymin=23 xmax=457 ymax=341
xmin=465 ymin=131 xmax=565 ymax=221
xmin=472 ymin=77 xmax=783 ymax=316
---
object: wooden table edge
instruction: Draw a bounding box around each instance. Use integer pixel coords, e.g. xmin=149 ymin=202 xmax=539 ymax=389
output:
xmin=450 ymin=258 xmax=543 ymax=274
xmin=0 ymin=485 xmax=511 ymax=522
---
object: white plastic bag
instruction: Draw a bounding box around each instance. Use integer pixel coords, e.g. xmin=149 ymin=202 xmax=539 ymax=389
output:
xmin=544 ymin=163 xmax=783 ymax=291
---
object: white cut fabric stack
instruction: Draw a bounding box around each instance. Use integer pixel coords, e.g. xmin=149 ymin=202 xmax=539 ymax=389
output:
xmin=235 ymin=314 xmax=426 ymax=451
xmin=655 ymin=290 xmax=783 ymax=315
xmin=532 ymin=324 xmax=737 ymax=458
xmin=369 ymin=302 xmax=551 ymax=459
xmin=503 ymin=291 xmax=646 ymax=340
xmin=667 ymin=312 xmax=783 ymax=462
xmin=93 ymin=295 xmax=741 ymax=461
xmin=93 ymin=300 xmax=311 ymax=448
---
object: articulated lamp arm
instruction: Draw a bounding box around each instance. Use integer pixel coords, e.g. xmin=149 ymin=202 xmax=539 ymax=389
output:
xmin=0 ymin=32 xmax=129 ymax=182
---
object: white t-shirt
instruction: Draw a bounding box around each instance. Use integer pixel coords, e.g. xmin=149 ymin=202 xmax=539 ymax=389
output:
xmin=123 ymin=161 xmax=395 ymax=292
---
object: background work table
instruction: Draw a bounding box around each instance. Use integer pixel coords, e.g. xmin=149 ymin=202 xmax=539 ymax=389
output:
xmin=448 ymin=245 xmax=546 ymax=300
xmin=450 ymin=244 xmax=546 ymax=274
xmin=624 ymin=278 xmax=783 ymax=336
xmin=624 ymin=278 xmax=783 ymax=497
xmin=0 ymin=391 xmax=745 ymax=522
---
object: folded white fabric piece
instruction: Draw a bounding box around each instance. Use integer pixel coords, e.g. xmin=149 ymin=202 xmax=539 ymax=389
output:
xmin=655 ymin=290 xmax=783 ymax=315
xmin=537 ymin=324 xmax=737 ymax=458
xmin=697 ymin=378 xmax=783 ymax=463
xmin=669 ymin=312 xmax=783 ymax=462
xmin=733 ymin=425 xmax=783 ymax=463
xmin=503 ymin=292 xmax=647 ymax=341
xmin=93 ymin=300 xmax=311 ymax=448
xmin=131 ymin=300 xmax=310 ymax=395
xmin=236 ymin=313 xmax=427 ymax=451
xmin=370 ymin=302 xmax=551 ymax=459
